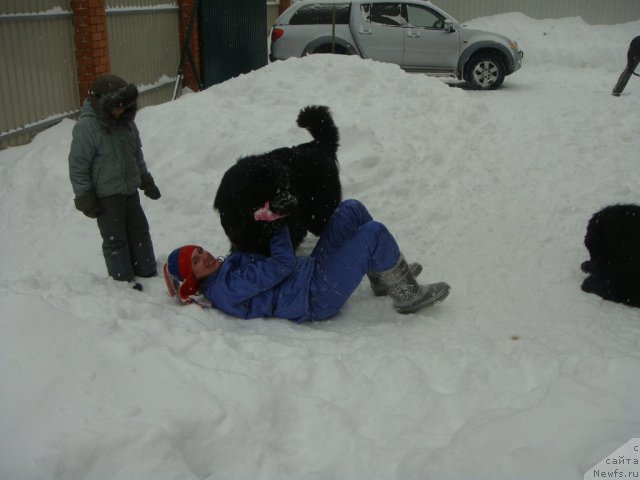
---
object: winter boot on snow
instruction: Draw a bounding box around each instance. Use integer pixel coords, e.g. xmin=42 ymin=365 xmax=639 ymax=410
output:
xmin=368 ymin=262 xmax=423 ymax=296
xmin=612 ymin=70 xmax=632 ymax=96
xmin=376 ymin=255 xmax=450 ymax=314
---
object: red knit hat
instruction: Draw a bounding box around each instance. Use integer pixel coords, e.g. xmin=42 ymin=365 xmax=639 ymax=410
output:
xmin=163 ymin=245 xmax=200 ymax=304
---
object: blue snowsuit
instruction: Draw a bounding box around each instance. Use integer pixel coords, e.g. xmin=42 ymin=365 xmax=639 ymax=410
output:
xmin=201 ymin=199 xmax=400 ymax=322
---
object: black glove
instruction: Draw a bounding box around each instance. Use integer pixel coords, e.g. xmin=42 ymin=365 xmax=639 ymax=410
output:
xmin=74 ymin=190 xmax=103 ymax=218
xmin=140 ymin=172 xmax=161 ymax=200
xmin=270 ymin=191 xmax=297 ymax=215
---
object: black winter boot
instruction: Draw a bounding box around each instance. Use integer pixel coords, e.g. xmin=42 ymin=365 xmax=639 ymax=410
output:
xmin=612 ymin=69 xmax=632 ymax=96
xmin=376 ymin=255 xmax=450 ymax=314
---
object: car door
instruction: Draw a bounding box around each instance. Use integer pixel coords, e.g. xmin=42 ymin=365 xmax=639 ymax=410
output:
xmin=401 ymin=2 xmax=459 ymax=70
xmin=351 ymin=2 xmax=405 ymax=65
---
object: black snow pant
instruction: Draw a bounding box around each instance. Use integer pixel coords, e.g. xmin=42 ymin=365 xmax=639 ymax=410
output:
xmin=96 ymin=192 xmax=157 ymax=282
xmin=612 ymin=36 xmax=640 ymax=96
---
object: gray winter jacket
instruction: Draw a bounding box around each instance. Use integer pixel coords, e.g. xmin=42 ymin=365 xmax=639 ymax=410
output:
xmin=69 ymin=99 xmax=149 ymax=198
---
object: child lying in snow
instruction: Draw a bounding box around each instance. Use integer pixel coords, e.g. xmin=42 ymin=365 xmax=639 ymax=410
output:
xmin=164 ymin=199 xmax=450 ymax=322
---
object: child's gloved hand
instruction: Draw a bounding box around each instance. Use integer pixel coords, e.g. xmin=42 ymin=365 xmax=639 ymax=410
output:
xmin=74 ymin=190 xmax=103 ymax=218
xmin=140 ymin=172 xmax=161 ymax=200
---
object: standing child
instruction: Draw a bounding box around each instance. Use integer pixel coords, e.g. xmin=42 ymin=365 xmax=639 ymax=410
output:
xmin=69 ymin=74 xmax=161 ymax=287
xmin=164 ymin=199 xmax=450 ymax=321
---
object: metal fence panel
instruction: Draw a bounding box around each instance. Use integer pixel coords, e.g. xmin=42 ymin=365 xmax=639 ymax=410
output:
xmin=106 ymin=0 xmax=174 ymax=6
xmin=106 ymin=2 xmax=181 ymax=108
xmin=0 ymin=0 xmax=79 ymax=148
xmin=199 ymin=0 xmax=268 ymax=88
xmin=0 ymin=0 xmax=67 ymax=15
xmin=434 ymin=0 xmax=640 ymax=24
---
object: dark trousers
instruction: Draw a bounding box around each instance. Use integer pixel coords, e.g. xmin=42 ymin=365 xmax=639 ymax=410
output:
xmin=96 ymin=192 xmax=157 ymax=282
xmin=613 ymin=37 xmax=640 ymax=95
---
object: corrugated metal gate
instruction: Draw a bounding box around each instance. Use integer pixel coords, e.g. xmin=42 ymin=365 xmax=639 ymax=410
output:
xmin=199 ymin=0 xmax=268 ymax=88
xmin=0 ymin=0 xmax=79 ymax=148
xmin=106 ymin=0 xmax=180 ymax=109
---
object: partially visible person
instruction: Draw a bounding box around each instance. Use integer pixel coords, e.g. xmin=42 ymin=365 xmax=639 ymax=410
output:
xmin=164 ymin=199 xmax=450 ymax=321
xmin=612 ymin=35 xmax=640 ymax=96
xmin=69 ymin=74 xmax=161 ymax=288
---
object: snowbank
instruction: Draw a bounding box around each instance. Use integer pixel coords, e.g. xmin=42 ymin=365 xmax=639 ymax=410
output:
xmin=1 ymin=13 xmax=639 ymax=480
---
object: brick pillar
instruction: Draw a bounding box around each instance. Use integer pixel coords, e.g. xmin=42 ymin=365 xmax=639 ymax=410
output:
xmin=178 ymin=0 xmax=201 ymax=92
xmin=279 ymin=0 xmax=291 ymax=14
xmin=70 ymin=0 xmax=110 ymax=103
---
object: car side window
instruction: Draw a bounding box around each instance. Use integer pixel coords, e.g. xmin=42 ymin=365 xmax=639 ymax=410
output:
xmin=289 ymin=3 xmax=351 ymax=25
xmin=366 ymin=3 xmax=405 ymax=27
xmin=405 ymin=4 xmax=444 ymax=29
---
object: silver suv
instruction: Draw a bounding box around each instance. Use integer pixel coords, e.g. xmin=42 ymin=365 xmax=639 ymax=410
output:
xmin=270 ymin=0 xmax=523 ymax=90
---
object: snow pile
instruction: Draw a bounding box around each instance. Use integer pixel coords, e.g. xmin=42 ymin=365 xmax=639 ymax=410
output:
xmin=1 ymin=13 xmax=640 ymax=480
xmin=467 ymin=13 xmax=638 ymax=70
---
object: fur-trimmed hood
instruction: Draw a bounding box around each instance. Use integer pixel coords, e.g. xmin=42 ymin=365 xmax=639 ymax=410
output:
xmin=88 ymin=74 xmax=138 ymax=126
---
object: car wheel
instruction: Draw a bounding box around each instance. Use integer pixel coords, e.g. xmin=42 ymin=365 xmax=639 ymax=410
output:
xmin=464 ymin=53 xmax=505 ymax=90
xmin=311 ymin=44 xmax=351 ymax=55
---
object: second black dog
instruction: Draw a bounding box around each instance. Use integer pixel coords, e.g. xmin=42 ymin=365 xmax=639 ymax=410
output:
xmin=214 ymin=105 xmax=341 ymax=256
xmin=581 ymin=203 xmax=640 ymax=307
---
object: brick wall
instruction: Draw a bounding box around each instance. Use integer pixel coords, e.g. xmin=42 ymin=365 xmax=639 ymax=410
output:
xmin=70 ymin=0 xmax=110 ymax=102
xmin=177 ymin=0 xmax=202 ymax=92
xmin=279 ymin=0 xmax=291 ymax=13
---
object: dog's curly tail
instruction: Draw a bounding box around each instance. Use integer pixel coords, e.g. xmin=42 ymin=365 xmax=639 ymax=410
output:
xmin=297 ymin=105 xmax=339 ymax=149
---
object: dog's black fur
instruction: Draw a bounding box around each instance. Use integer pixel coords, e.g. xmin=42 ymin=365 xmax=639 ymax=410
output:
xmin=581 ymin=204 xmax=640 ymax=307
xmin=214 ymin=105 xmax=341 ymax=256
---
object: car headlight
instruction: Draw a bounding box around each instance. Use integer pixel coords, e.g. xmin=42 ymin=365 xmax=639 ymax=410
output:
xmin=508 ymin=41 xmax=519 ymax=50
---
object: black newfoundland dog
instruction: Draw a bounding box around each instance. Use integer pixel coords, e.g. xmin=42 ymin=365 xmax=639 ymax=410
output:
xmin=581 ymin=204 xmax=640 ymax=307
xmin=214 ymin=105 xmax=341 ymax=256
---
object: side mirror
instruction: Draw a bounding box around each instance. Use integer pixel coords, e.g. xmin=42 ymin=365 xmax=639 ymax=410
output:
xmin=444 ymin=19 xmax=455 ymax=32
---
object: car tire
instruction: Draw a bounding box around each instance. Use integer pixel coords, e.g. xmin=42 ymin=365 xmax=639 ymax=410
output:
xmin=311 ymin=44 xmax=352 ymax=55
xmin=464 ymin=53 xmax=505 ymax=90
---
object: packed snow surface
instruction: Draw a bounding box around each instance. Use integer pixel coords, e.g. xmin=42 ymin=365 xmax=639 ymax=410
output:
xmin=1 ymin=13 xmax=640 ymax=480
